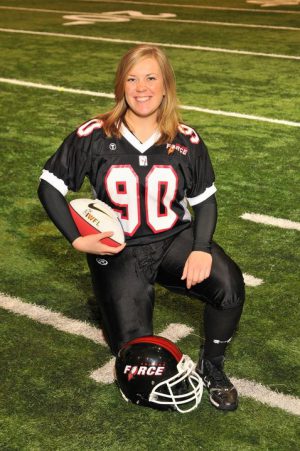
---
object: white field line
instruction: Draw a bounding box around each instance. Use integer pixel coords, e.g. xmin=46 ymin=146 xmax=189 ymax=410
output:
xmin=0 ymin=293 xmax=107 ymax=345
xmin=93 ymin=364 xmax=300 ymax=416
xmin=0 ymin=6 xmax=299 ymax=31
xmin=81 ymin=0 xmax=300 ymax=15
xmin=1 ymin=293 xmax=299 ymax=415
xmin=92 ymin=367 xmax=300 ymax=416
xmin=0 ymin=6 xmax=82 ymax=14
xmin=0 ymin=78 xmax=115 ymax=100
xmin=90 ymin=323 xmax=193 ymax=383
xmin=180 ymin=105 xmax=300 ymax=127
xmin=0 ymin=77 xmax=299 ymax=129
xmin=241 ymin=213 xmax=300 ymax=231
xmin=231 ymin=377 xmax=300 ymax=416
xmin=0 ymin=28 xmax=300 ymax=61
xmin=243 ymin=273 xmax=264 ymax=287
xmin=138 ymin=18 xmax=300 ymax=31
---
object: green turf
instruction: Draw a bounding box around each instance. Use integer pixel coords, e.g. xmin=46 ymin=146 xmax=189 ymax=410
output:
xmin=0 ymin=0 xmax=299 ymax=449
xmin=0 ymin=33 xmax=299 ymax=121
xmin=1 ymin=310 xmax=299 ymax=451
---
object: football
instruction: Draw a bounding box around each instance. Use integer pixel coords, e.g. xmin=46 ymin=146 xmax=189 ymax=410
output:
xmin=69 ymin=198 xmax=125 ymax=247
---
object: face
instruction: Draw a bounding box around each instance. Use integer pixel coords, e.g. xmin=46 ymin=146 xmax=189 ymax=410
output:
xmin=124 ymin=57 xmax=165 ymax=121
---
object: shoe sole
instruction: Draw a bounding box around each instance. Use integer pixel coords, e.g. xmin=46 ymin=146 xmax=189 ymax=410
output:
xmin=210 ymin=395 xmax=238 ymax=411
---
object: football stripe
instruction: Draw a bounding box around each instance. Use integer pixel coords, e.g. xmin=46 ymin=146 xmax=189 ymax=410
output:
xmin=79 ymin=1 xmax=300 ymax=15
xmin=1 ymin=29 xmax=300 ymax=61
xmin=1 ymin=78 xmax=299 ymax=127
xmin=243 ymin=273 xmax=264 ymax=287
xmin=125 ymin=336 xmax=183 ymax=361
xmin=0 ymin=293 xmax=107 ymax=345
xmin=1 ymin=294 xmax=299 ymax=416
xmin=69 ymin=205 xmax=100 ymax=236
xmin=241 ymin=213 xmax=300 ymax=231
xmin=231 ymin=377 xmax=300 ymax=416
xmin=69 ymin=200 xmax=124 ymax=247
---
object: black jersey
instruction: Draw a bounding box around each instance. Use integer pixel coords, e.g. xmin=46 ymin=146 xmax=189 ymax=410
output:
xmin=40 ymin=119 xmax=216 ymax=245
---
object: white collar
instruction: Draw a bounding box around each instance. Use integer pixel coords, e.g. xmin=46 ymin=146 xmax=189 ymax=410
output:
xmin=120 ymin=123 xmax=161 ymax=154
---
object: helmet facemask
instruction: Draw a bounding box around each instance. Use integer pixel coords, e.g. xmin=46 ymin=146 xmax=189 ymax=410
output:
xmin=149 ymin=355 xmax=203 ymax=413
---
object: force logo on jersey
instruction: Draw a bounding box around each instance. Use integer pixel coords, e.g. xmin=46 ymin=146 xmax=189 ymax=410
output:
xmin=124 ymin=364 xmax=166 ymax=380
xmin=167 ymin=143 xmax=189 ymax=156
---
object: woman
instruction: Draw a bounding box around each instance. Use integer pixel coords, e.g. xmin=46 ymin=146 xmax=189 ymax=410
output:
xmin=38 ymin=45 xmax=245 ymax=411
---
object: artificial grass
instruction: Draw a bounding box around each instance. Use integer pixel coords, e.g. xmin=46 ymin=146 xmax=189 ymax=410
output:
xmin=0 ymin=1 xmax=299 ymax=449
xmin=1 ymin=309 xmax=299 ymax=451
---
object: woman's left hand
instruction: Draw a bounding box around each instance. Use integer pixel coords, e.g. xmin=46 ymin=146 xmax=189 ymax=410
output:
xmin=181 ymin=251 xmax=212 ymax=289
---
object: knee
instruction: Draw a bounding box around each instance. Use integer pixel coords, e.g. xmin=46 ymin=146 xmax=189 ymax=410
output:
xmin=213 ymin=262 xmax=245 ymax=310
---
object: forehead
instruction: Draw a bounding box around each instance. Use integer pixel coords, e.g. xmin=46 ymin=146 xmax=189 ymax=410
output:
xmin=127 ymin=57 xmax=162 ymax=75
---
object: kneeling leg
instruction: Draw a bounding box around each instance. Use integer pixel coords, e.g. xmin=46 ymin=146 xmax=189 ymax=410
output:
xmin=87 ymin=249 xmax=155 ymax=355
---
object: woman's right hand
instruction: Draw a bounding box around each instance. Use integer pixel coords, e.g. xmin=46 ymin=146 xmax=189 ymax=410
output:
xmin=72 ymin=232 xmax=126 ymax=255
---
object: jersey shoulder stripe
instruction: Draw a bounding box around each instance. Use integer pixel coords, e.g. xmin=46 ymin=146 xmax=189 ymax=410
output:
xmin=76 ymin=118 xmax=104 ymax=138
xmin=177 ymin=123 xmax=200 ymax=145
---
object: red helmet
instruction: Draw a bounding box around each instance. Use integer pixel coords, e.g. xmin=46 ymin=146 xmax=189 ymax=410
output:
xmin=115 ymin=336 xmax=203 ymax=413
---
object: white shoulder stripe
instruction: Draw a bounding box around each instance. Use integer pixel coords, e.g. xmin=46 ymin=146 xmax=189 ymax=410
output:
xmin=187 ymin=184 xmax=217 ymax=206
xmin=40 ymin=169 xmax=68 ymax=196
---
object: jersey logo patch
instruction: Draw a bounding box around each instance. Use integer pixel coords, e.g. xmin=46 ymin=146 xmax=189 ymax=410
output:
xmin=139 ymin=156 xmax=148 ymax=166
xmin=96 ymin=258 xmax=108 ymax=266
xmin=167 ymin=143 xmax=189 ymax=156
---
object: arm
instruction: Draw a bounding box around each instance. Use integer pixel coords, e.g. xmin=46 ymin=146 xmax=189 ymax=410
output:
xmin=181 ymin=195 xmax=217 ymax=289
xmin=192 ymin=194 xmax=217 ymax=253
xmin=38 ymin=179 xmax=81 ymax=243
xmin=38 ymin=180 xmax=125 ymax=255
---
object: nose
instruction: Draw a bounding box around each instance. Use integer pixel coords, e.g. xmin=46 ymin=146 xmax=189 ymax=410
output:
xmin=136 ymin=80 xmax=147 ymax=91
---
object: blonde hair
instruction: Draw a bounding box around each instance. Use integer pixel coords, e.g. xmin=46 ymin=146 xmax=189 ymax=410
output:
xmin=96 ymin=45 xmax=181 ymax=144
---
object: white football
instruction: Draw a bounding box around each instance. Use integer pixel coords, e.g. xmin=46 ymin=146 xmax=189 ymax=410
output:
xmin=69 ymin=198 xmax=125 ymax=247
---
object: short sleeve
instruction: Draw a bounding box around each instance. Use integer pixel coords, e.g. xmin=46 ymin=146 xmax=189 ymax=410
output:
xmin=186 ymin=138 xmax=216 ymax=207
xmin=39 ymin=126 xmax=94 ymax=196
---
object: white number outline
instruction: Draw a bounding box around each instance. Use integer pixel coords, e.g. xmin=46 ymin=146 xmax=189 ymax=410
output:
xmin=105 ymin=165 xmax=141 ymax=236
xmin=145 ymin=165 xmax=178 ymax=233
xmin=104 ymin=165 xmax=179 ymax=236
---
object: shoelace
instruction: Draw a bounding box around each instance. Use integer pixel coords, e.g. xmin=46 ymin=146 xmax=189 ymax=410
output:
xmin=206 ymin=362 xmax=231 ymax=388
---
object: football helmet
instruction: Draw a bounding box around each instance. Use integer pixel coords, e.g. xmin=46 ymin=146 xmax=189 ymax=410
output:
xmin=115 ymin=335 xmax=203 ymax=413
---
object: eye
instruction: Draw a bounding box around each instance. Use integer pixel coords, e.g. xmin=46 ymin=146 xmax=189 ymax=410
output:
xmin=127 ymin=77 xmax=136 ymax=83
xmin=147 ymin=76 xmax=157 ymax=81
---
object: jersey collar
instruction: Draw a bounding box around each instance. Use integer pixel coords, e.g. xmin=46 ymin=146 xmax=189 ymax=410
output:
xmin=120 ymin=123 xmax=161 ymax=154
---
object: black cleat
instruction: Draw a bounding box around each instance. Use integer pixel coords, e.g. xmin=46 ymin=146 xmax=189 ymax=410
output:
xmin=196 ymin=356 xmax=238 ymax=411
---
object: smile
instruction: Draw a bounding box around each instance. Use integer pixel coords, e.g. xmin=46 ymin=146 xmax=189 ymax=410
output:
xmin=135 ymin=97 xmax=151 ymax=103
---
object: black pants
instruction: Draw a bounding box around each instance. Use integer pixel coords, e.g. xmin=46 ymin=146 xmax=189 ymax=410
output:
xmin=87 ymin=227 xmax=245 ymax=355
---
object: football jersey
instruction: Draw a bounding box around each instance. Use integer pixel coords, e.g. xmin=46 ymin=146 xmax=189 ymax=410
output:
xmin=40 ymin=119 xmax=216 ymax=245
